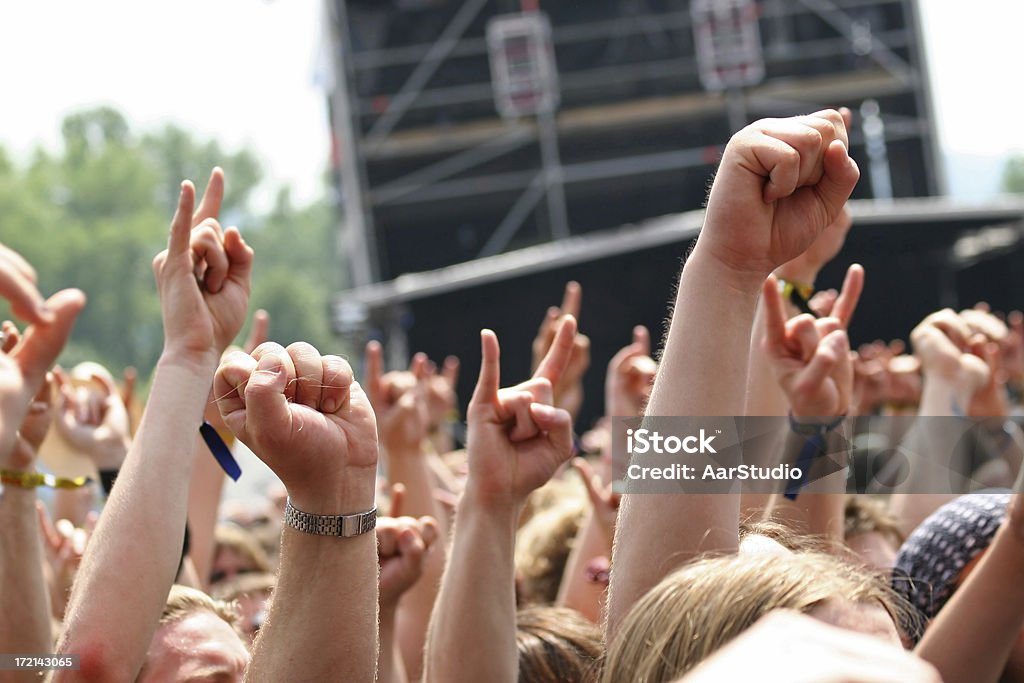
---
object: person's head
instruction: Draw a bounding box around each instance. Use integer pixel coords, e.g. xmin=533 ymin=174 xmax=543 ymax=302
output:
xmin=845 ymin=494 xmax=904 ymax=571
xmin=137 ymin=585 xmax=249 ymax=683
xmin=515 ymin=498 xmax=585 ymax=605
xmin=893 ymin=493 xmax=1008 ymax=630
xmin=516 ymin=606 xmax=602 ymax=683
xmin=211 ymin=524 xmax=273 ymax=586
xmin=602 ymin=551 xmax=907 ymax=683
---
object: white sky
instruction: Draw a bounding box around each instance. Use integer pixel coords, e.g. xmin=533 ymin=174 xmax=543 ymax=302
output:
xmin=0 ymin=1 xmax=1020 ymax=207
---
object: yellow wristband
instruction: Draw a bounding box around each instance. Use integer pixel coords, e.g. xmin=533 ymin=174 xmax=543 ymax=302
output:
xmin=0 ymin=469 xmax=91 ymax=489
xmin=779 ymin=279 xmax=814 ymax=302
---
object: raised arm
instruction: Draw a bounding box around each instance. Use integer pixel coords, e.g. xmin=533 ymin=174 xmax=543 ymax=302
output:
xmin=0 ymin=288 xmax=84 ymax=669
xmin=887 ymin=309 xmax=990 ymax=536
xmin=915 ymin=495 xmax=1024 ymax=683
xmin=57 ymin=169 xmax=254 ymax=680
xmin=425 ymin=318 xmax=577 ymax=683
xmin=365 ymin=343 xmax=448 ymax=680
xmin=607 ymin=110 xmax=860 ymax=638
xmin=758 ymin=274 xmax=855 ymax=540
xmin=216 ymin=341 xmax=379 ymax=682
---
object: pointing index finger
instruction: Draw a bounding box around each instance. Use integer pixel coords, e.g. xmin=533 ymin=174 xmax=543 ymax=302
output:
xmin=534 ymin=315 xmax=577 ymax=386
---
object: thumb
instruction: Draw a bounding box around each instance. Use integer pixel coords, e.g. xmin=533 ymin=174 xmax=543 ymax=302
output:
xmin=244 ymin=352 xmax=293 ymax=440
xmin=814 ymin=140 xmax=860 ymax=221
xmin=14 ymin=289 xmax=86 ymax=391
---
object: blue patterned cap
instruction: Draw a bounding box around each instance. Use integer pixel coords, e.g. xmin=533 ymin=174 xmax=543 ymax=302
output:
xmin=892 ymin=492 xmax=1010 ymax=637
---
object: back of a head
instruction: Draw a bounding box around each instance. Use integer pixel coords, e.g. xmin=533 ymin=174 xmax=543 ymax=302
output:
xmin=515 ymin=499 xmax=586 ymax=605
xmin=136 ymin=585 xmax=249 ymax=682
xmin=601 ymin=551 xmax=905 ymax=683
xmin=516 ymin=605 xmax=602 ymax=683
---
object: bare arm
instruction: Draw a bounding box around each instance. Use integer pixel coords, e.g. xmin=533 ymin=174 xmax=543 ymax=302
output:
xmin=0 ymin=253 xmax=85 ymax=671
xmin=366 ymin=344 xmax=449 ymax=680
xmin=58 ymin=170 xmax=255 ymax=680
xmin=916 ymin=497 xmax=1024 ymax=683
xmin=426 ymin=321 xmax=577 ymax=683
xmin=607 ymin=110 xmax=861 ymax=638
xmin=216 ymin=341 xmax=380 ymax=682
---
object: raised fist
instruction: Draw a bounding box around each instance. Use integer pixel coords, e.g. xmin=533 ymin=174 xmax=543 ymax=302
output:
xmin=215 ymin=342 xmax=377 ymax=514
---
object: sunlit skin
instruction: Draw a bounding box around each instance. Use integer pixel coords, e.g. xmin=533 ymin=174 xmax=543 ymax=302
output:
xmin=138 ymin=611 xmax=249 ymax=683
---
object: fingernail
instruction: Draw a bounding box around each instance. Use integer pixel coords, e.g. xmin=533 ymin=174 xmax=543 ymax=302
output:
xmin=257 ymin=353 xmax=284 ymax=375
xmin=322 ymin=396 xmax=339 ymax=413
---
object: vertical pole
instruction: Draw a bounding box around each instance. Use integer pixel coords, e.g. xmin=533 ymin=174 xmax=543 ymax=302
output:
xmin=537 ymin=108 xmax=570 ymax=240
xmin=327 ymin=0 xmax=381 ymax=286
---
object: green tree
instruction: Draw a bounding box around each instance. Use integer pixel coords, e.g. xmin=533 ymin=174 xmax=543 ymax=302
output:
xmin=0 ymin=106 xmax=343 ymax=382
xmin=1002 ymin=155 xmax=1024 ymax=194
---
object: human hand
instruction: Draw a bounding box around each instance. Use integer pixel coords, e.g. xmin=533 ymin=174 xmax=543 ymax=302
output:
xmin=605 ymin=325 xmax=657 ymax=418
xmin=204 ymin=308 xmax=273 ymax=430
xmin=0 ymin=242 xmax=56 ymax=325
xmin=365 ymin=343 xmax=431 ymax=455
xmin=37 ymin=503 xmax=96 ymax=618
xmin=572 ymin=457 xmax=620 ymax=542
xmin=763 ymin=269 xmax=860 ymax=418
xmin=698 ymin=110 xmax=860 ymax=290
xmin=531 ymin=282 xmax=591 ymax=419
xmin=425 ymin=355 xmax=460 ymax=432
xmin=466 ymin=317 xmax=577 ymax=509
xmin=910 ymin=309 xmax=989 ymax=395
xmin=152 ymin=169 xmax=254 ymax=365
xmin=1001 ymin=310 xmax=1024 ymax=389
xmin=6 ymin=356 xmax=54 ymax=472
xmin=53 ymin=365 xmax=131 ymax=471
xmin=215 ymin=342 xmax=378 ymax=514
xmin=0 ymin=255 xmax=85 ymax=468
xmin=377 ymin=487 xmax=439 ymax=610
xmin=775 ymin=204 xmax=854 ymax=286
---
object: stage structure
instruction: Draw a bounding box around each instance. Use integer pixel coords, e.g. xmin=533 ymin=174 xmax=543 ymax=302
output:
xmin=324 ymin=0 xmax=951 ymax=419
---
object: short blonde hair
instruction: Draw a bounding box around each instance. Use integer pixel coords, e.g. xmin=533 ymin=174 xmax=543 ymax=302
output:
xmin=160 ymin=584 xmax=240 ymax=630
xmin=601 ymin=552 xmax=908 ymax=682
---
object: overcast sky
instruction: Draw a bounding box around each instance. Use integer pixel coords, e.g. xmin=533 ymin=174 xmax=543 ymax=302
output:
xmin=0 ymin=1 xmax=1019 ymax=208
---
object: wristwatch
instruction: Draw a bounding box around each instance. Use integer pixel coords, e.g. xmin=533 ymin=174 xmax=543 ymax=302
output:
xmin=284 ymin=498 xmax=377 ymax=537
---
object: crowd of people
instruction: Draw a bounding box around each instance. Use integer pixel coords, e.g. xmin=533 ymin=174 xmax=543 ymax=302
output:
xmin=3 ymin=108 xmax=1024 ymax=682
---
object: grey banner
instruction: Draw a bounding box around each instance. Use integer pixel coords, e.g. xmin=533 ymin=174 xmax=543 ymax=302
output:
xmin=611 ymin=415 xmax=1024 ymax=495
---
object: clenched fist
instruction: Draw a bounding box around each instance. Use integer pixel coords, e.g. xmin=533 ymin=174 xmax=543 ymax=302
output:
xmin=215 ymin=342 xmax=378 ymax=515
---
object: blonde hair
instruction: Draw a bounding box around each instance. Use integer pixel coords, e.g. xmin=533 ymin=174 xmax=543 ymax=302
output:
xmin=844 ymin=494 xmax=905 ymax=546
xmin=515 ymin=498 xmax=586 ymax=605
xmin=160 ymin=584 xmax=240 ymax=630
xmin=601 ymin=552 xmax=908 ymax=683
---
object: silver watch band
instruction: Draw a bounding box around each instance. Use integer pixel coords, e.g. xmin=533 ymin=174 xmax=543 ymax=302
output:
xmin=284 ymin=498 xmax=377 ymax=537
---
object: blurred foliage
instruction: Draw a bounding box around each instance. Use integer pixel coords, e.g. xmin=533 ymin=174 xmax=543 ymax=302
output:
xmin=1003 ymin=155 xmax=1024 ymax=195
xmin=0 ymin=106 xmax=344 ymax=385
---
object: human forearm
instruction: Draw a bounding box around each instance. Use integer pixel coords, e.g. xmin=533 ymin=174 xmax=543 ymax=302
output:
xmin=888 ymin=375 xmax=971 ymax=536
xmin=556 ymin=509 xmax=609 ymax=623
xmin=57 ymin=354 xmax=213 ymax=680
xmin=916 ymin=522 xmax=1024 ymax=683
xmin=188 ymin=431 xmax=226 ymax=588
xmin=379 ymin=608 xmax=408 ymax=683
xmin=608 ymin=251 xmax=751 ymax=637
xmin=249 ymin=524 xmax=378 ymax=682
xmin=387 ymin=447 xmax=448 ymax=680
xmin=425 ymin=493 xmax=518 ymax=683
xmin=0 ymin=487 xmax=52 ymax=670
